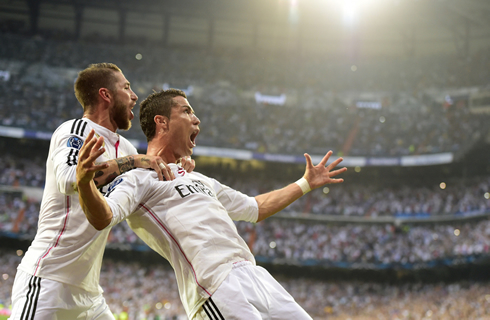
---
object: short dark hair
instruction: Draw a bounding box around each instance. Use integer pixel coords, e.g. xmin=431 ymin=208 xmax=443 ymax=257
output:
xmin=139 ymin=89 xmax=187 ymax=142
xmin=74 ymin=63 xmax=121 ymax=111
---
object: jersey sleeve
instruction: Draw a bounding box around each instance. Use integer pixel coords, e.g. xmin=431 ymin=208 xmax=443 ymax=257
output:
xmin=210 ymin=178 xmax=259 ymax=223
xmin=104 ymin=170 xmax=152 ymax=228
xmin=51 ymin=119 xmax=90 ymax=195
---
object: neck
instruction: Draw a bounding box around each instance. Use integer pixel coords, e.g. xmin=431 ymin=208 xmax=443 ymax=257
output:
xmin=147 ymin=140 xmax=178 ymax=164
xmin=83 ymin=106 xmax=117 ymax=132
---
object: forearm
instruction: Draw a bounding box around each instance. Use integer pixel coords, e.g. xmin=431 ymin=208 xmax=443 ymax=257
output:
xmin=77 ymin=181 xmax=113 ymax=230
xmin=93 ymin=155 xmax=157 ymax=186
xmin=93 ymin=155 xmax=136 ymax=187
xmin=254 ymin=183 xmax=304 ymax=222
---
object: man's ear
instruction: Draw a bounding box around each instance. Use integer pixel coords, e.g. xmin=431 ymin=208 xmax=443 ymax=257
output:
xmin=99 ymin=88 xmax=112 ymax=104
xmin=154 ymin=115 xmax=169 ymax=132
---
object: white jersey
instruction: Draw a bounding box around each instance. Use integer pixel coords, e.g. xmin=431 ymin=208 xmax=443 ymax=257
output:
xmin=104 ymin=164 xmax=259 ymax=319
xmin=18 ymin=118 xmax=138 ymax=294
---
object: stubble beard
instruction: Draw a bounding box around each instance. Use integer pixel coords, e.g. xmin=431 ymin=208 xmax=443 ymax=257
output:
xmin=113 ymin=98 xmax=132 ymax=131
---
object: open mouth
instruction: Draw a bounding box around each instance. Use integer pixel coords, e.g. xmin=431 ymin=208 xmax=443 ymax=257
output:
xmin=190 ymin=129 xmax=199 ymax=147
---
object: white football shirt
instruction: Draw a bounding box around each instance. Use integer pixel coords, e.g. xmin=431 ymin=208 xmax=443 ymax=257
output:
xmin=17 ymin=118 xmax=138 ymax=293
xmin=104 ymin=164 xmax=259 ymax=318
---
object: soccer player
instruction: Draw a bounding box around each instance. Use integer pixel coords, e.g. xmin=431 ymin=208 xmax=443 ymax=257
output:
xmin=76 ymin=89 xmax=347 ymax=320
xmin=8 ymin=63 xmax=191 ymax=320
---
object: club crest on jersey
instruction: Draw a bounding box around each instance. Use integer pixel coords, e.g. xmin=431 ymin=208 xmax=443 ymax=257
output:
xmin=67 ymin=136 xmax=83 ymax=150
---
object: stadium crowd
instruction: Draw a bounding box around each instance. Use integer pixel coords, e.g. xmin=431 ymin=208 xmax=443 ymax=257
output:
xmin=1 ymin=149 xmax=489 ymax=220
xmin=1 ymin=29 xmax=490 ymax=319
xmin=0 ymin=33 xmax=489 ymax=157
xmin=1 ymin=165 xmax=489 ymax=267
xmin=238 ymin=218 xmax=490 ymax=266
xmin=1 ymin=249 xmax=490 ymax=319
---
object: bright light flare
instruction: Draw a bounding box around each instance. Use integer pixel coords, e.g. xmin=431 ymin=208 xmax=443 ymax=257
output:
xmin=334 ymin=0 xmax=383 ymax=26
xmin=342 ymin=1 xmax=359 ymax=24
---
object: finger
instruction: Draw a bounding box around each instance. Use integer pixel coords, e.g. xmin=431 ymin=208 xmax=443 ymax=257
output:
xmin=81 ymin=130 xmax=96 ymax=151
xmin=304 ymin=153 xmax=313 ymax=168
xmin=159 ymin=162 xmax=175 ymax=181
xmin=85 ymin=129 xmax=95 ymax=144
xmin=153 ymin=162 xmax=164 ymax=181
xmin=179 ymin=157 xmax=187 ymax=167
xmin=159 ymin=162 xmax=170 ymax=181
xmin=181 ymin=157 xmax=195 ymax=173
xmin=86 ymin=147 xmax=106 ymax=163
xmin=93 ymin=136 xmax=104 ymax=151
xmin=329 ymin=167 xmax=347 ymax=177
xmin=326 ymin=157 xmax=344 ymax=170
xmin=79 ymin=135 xmax=97 ymax=157
xmin=319 ymin=150 xmax=333 ymax=167
xmin=328 ymin=178 xmax=344 ymax=184
xmin=169 ymin=164 xmax=175 ymax=180
xmin=188 ymin=159 xmax=196 ymax=173
xmin=81 ymin=136 xmax=104 ymax=163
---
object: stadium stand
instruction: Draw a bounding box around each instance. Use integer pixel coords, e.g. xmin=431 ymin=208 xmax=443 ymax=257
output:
xmin=1 ymin=249 xmax=490 ymax=319
xmin=0 ymin=33 xmax=489 ymax=158
xmin=1 ymin=15 xmax=490 ymax=318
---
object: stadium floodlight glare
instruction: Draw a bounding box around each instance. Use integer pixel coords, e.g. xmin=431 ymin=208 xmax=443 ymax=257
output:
xmin=335 ymin=0 xmax=385 ymax=26
xmin=342 ymin=0 xmax=359 ymax=25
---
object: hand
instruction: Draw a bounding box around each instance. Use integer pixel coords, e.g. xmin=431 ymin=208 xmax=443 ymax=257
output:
xmin=134 ymin=154 xmax=175 ymax=181
xmin=303 ymin=151 xmax=347 ymax=190
xmin=178 ymin=156 xmax=196 ymax=173
xmin=76 ymin=129 xmax=109 ymax=186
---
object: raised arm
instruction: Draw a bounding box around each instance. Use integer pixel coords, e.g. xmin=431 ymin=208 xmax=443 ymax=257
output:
xmin=254 ymin=151 xmax=346 ymax=222
xmin=76 ymin=130 xmax=116 ymax=230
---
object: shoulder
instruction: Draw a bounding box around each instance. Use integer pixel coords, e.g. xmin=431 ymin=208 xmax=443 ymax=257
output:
xmin=105 ymin=168 xmax=158 ymax=196
xmin=186 ymin=171 xmax=219 ymax=187
xmin=53 ymin=118 xmax=92 ymax=138
xmin=50 ymin=119 xmax=93 ymax=150
xmin=187 ymin=171 xmax=210 ymax=180
xmin=122 ymin=168 xmax=158 ymax=183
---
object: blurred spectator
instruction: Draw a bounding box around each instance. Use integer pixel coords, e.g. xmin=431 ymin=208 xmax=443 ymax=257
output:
xmin=0 ymin=33 xmax=488 ymax=157
xmin=1 ymin=249 xmax=490 ymax=319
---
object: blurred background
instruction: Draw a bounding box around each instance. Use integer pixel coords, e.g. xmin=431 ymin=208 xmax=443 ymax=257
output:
xmin=1 ymin=0 xmax=490 ymax=319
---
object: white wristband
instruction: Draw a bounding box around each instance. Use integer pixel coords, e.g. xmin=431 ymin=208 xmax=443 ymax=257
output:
xmin=295 ymin=177 xmax=311 ymax=195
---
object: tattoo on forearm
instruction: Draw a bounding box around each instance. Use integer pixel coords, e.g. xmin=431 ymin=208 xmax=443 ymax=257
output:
xmin=104 ymin=172 xmax=118 ymax=185
xmin=116 ymin=156 xmax=135 ymax=173
xmin=93 ymin=171 xmax=104 ymax=186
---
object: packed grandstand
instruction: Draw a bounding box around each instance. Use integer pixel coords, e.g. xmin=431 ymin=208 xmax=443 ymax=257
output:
xmin=1 ymin=2 xmax=490 ymax=318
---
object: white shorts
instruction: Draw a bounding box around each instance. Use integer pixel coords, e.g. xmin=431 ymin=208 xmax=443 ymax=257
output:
xmin=9 ymin=269 xmax=114 ymax=320
xmin=194 ymin=261 xmax=312 ymax=320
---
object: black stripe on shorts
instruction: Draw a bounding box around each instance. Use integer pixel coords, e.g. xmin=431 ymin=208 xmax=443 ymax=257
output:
xmin=20 ymin=275 xmax=41 ymax=320
xmin=203 ymin=297 xmax=225 ymax=320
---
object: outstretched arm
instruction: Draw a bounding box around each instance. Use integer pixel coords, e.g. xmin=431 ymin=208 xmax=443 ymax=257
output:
xmin=254 ymin=151 xmax=346 ymax=222
xmin=77 ymin=130 xmax=115 ymax=230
